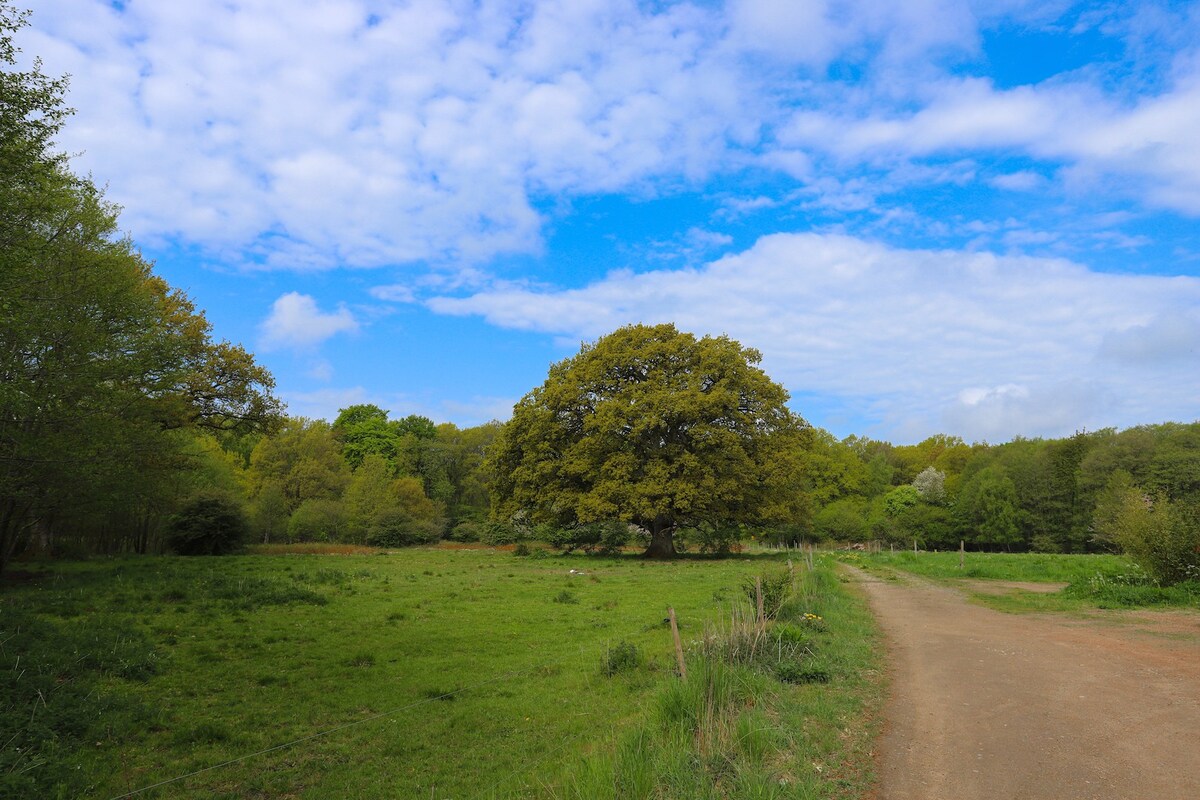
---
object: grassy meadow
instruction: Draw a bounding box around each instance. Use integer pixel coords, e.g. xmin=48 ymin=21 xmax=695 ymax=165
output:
xmin=3 ymin=546 xmax=882 ymax=799
xmin=843 ymin=550 xmax=1200 ymax=612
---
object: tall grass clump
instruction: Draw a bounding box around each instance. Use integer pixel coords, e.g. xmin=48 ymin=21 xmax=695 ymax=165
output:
xmin=556 ymin=556 xmax=883 ymax=800
xmin=1064 ymin=565 xmax=1200 ymax=608
xmin=853 ymin=550 xmax=1130 ymax=583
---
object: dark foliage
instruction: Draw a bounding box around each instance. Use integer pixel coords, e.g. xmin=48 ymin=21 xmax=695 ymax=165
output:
xmin=167 ymin=496 xmax=249 ymax=555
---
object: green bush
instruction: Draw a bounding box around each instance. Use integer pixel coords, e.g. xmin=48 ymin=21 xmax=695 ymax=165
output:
xmin=547 ymin=520 xmax=631 ymax=554
xmin=167 ymin=496 xmax=248 ymax=555
xmin=479 ymin=521 xmax=522 ymax=545
xmin=287 ymin=498 xmax=349 ymax=543
xmin=682 ymin=524 xmax=742 ymax=555
xmin=447 ymin=520 xmax=484 ymax=542
xmin=741 ymin=569 xmax=791 ymax=620
xmin=601 ymin=640 xmax=642 ymax=676
xmin=365 ymin=509 xmax=442 ymax=547
xmin=812 ymin=497 xmax=869 ymax=542
xmin=1098 ymin=489 xmax=1200 ymax=585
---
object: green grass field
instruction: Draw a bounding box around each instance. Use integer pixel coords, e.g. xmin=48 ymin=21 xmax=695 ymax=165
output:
xmin=2 ymin=547 xmax=882 ymax=799
xmin=842 ymin=550 xmax=1200 ymax=612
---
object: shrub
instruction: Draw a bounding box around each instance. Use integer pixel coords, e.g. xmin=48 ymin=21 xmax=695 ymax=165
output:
xmin=812 ymin=497 xmax=868 ymax=542
xmin=683 ymin=524 xmax=742 ymax=555
xmin=287 ymin=498 xmax=349 ymax=543
xmin=447 ymin=520 xmax=484 ymax=542
xmin=602 ymin=640 xmax=642 ymax=676
xmin=741 ymin=569 xmax=791 ymax=620
xmin=167 ymin=496 xmax=248 ymax=555
xmin=1097 ymin=488 xmax=1200 ymax=585
xmin=365 ymin=509 xmax=442 ymax=547
xmin=479 ymin=521 xmax=522 ymax=545
xmin=1029 ymin=534 xmax=1062 ymax=554
xmin=547 ymin=520 xmax=631 ymax=554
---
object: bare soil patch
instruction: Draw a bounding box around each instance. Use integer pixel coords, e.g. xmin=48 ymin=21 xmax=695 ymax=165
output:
xmin=848 ymin=568 xmax=1200 ymax=800
xmin=957 ymin=579 xmax=1069 ymax=595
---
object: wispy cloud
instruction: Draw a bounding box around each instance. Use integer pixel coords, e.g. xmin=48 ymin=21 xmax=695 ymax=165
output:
xmin=428 ymin=232 xmax=1200 ymax=441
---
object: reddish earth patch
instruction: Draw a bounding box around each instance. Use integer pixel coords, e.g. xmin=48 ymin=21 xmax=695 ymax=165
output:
xmin=849 ymin=568 xmax=1200 ymax=800
xmin=957 ymin=579 xmax=1070 ymax=595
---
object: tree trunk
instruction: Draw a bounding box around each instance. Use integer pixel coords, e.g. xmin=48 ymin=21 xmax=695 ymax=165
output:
xmin=0 ymin=498 xmax=32 ymax=577
xmin=642 ymin=520 xmax=677 ymax=558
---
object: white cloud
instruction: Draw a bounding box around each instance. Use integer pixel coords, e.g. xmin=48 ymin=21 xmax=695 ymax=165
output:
xmin=280 ymin=386 xmax=374 ymax=422
xmin=19 ymin=0 xmax=1200 ymax=273
xmin=278 ymin=388 xmax=515 ymax=427
xmin=428 ymin=233 xmax=1200 ymax=441
xmin=989 ymin=171 xmax=1045 ymax=191
xmin=259 ymin=292 xmax=359 ymax=351
xmin=943 ymin=381 xmax=1105 ymax=444
xmin=21 ymin=0 xmax=746 ymax=268
xmin=1099 ymin=311 xmax=1200 ymax=364
xmin=439 ymin=396 xmax=520 ymax=426
xmin=307 ymin=359 xmax=335 ymax=382
xmin=778 ymin=74 xmax=1200 ymax=214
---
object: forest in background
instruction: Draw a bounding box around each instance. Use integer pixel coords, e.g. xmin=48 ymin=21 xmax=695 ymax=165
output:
xmin=15 ymin=404 xmax=1200 ymax=567
xmin=3 ymin=2 xmax=1198 ymax=577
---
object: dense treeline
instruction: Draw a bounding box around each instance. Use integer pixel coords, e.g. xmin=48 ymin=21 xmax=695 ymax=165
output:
xmin=797 ymin=424 xmax=1200 ymax=564
xmin=242 ymin=407 xmax=499 ymax=547
xmin=0 ymin=6 xmax=279 ymax=571
xmin=16 ymin=377 xmax=1195 ymax=572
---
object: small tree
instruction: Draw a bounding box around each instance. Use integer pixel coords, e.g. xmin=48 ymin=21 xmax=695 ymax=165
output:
xmin=912 ymin=466 xmax=946 ymax=504
xmin=955 ymin=466 xmax=1021 ymax=550
xmin=883 ymin=485 xmax=920 ymax=517
xmin=812 ymin=497 xmax=868 ymax=542
xmin=287 ymin=498 xmax=349 ymax=542
xmin=1095 ymin=484 xmax=1200 ymax=585
xmin=167 ymin=496 xmax=248 ymax=555
xmin=363 ymin=477 xmax=447 ymax=547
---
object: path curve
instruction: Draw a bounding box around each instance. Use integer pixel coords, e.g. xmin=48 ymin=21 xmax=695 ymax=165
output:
xmin=847 ymin=568 xmax=1200 ymax=800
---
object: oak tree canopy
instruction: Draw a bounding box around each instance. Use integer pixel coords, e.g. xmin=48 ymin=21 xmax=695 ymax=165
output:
xmin=487 ymin=323 xmax=810 ymax=556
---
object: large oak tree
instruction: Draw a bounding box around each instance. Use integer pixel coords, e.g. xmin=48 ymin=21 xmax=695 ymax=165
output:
xmin=488 ymin=323 xmax=810 ymax=556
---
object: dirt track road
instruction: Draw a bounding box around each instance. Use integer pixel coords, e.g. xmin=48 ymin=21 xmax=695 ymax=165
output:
xmin=848 ymin=568 xmax=1200 ymax=800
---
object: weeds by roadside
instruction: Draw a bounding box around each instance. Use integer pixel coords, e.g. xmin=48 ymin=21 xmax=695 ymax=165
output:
xmin=847 ymin=551 xmax=1200 ymax=612
xmin=552 ymin=556 xmax=883 ymax=800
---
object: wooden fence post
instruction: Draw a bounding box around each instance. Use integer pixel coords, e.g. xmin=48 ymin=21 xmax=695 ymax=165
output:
xmin=668 ymin=607 xmax=687 ymax=681
xmin=959 ymin=540 xmax=964 ymax=570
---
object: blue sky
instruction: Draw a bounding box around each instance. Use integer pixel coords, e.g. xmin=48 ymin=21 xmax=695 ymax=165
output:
xmin=19 ymin=0 xmax=1200 ymax=443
